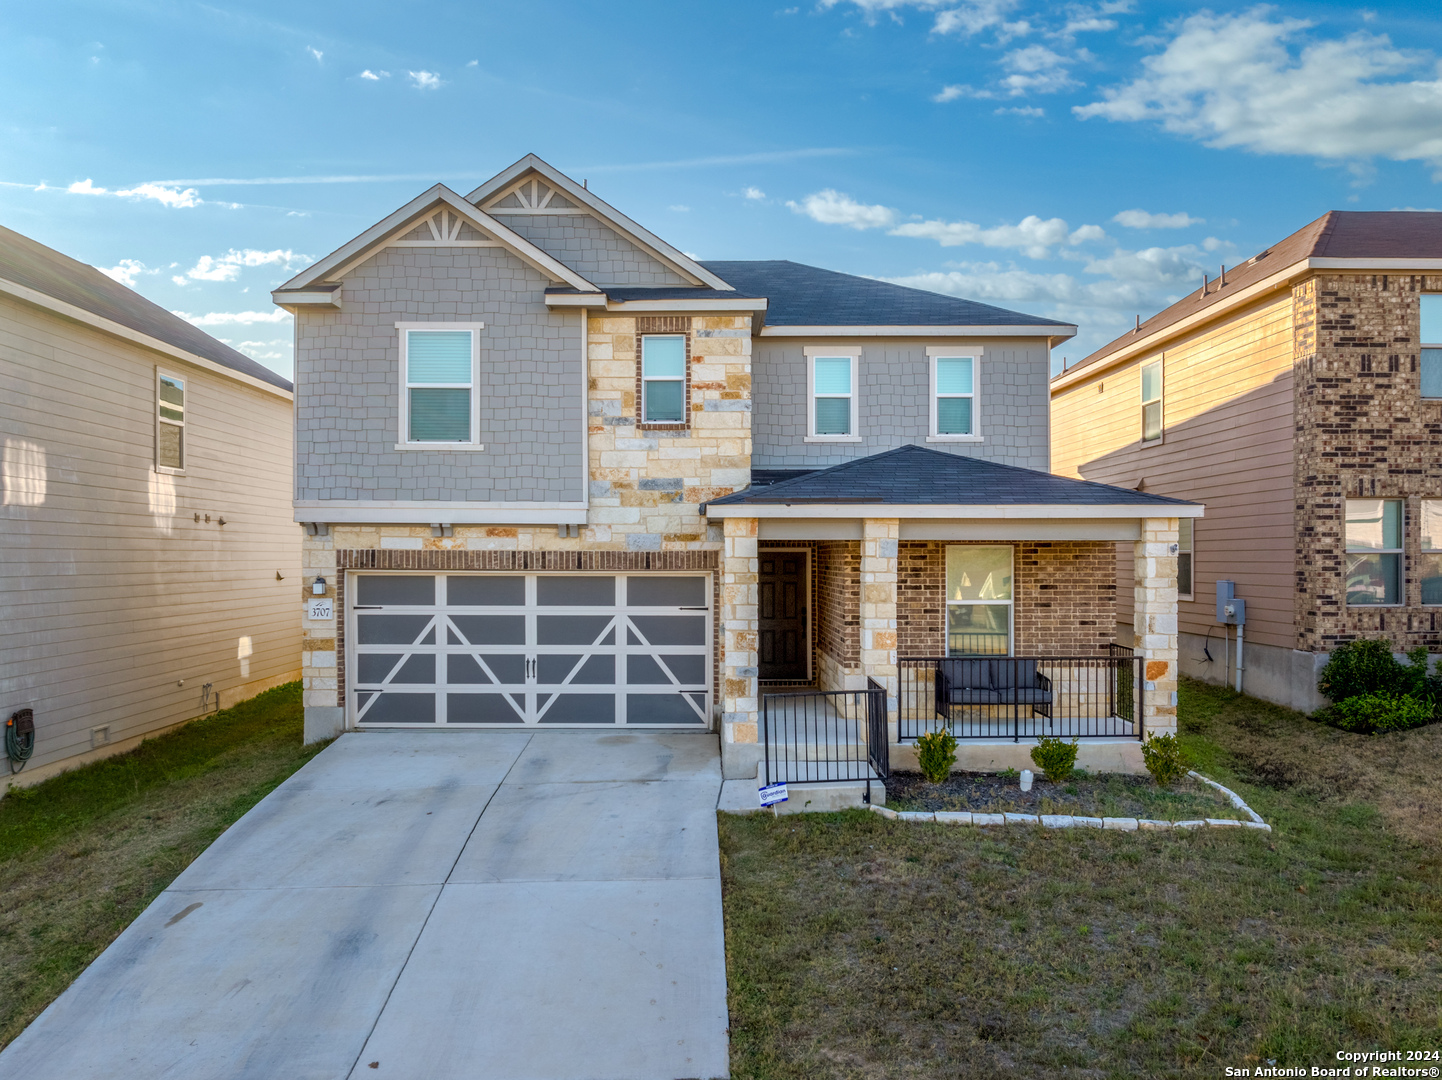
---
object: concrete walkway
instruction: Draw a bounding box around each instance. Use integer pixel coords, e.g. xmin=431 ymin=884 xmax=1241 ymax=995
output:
xmin=0 ymin=731 xmax=730 ymax=1080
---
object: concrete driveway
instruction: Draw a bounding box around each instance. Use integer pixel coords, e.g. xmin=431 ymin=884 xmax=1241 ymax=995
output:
xmin=0 ymin=731 xmax=730 ymax=1080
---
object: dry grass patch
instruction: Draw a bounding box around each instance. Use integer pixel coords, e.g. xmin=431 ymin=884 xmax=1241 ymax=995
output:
xmin=0 ymin=683 xmax=324 ymax=1049
xmin=719 ymin=679 xmax=1442 ymax=1079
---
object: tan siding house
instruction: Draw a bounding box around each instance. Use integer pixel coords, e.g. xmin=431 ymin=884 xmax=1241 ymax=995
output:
xmin=1052 ymin=211 xmax=1442 ymax=711
xmin=1 ymin=225 xmax=300 ymax=786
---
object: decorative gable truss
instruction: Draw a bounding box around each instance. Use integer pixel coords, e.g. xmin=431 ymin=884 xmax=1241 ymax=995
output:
xmin=482 ymin=176 xmax=580 ymax=214
xmin=392 ymin=209 xmax=497 ymax=246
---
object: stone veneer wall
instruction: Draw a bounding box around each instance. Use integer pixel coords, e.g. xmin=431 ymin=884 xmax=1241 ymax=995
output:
xmin=1293 ymin=273 xmax=1442 ymax=652
xmin=895 ymin=541 xmax=1118 ymax=656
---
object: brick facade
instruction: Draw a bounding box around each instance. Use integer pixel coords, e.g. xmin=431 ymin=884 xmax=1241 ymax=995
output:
xmin=815 ymin=540 xmax=860 ymax=670
xmin=1293 ymin=273 xmax=1442 ymax=651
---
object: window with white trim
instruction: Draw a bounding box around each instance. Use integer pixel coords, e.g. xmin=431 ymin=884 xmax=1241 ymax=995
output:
xmin=1422 ymin=500 xmax=1442 ymax=605
xmin=1178 ymin=518 xmax=1194 ymax=600
xmin=641 ymin=335 xmax=687 ymax=424
xmin=932 ymin=354 xmax=976 ymax=436
xmin=808 ymin=353 xmax=857 ymax=437
xmin=156 ymin=371 xmax=185 ymax=471
xmin=1141 ymin=359 xmax=1162 ymax=443
xmin=399 ymin=326 xmax=481 ymax=445
xmin=945 ymin=545 xmax=1012 ymax=656
xmin=1421 ymin=295 xmax=1442 ymax=399
xmin=1345 ymin=498 xmax=1402 ymax=606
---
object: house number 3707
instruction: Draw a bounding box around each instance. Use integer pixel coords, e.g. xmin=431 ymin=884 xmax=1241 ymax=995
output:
xmin=308 ymin=599 xmax=334 ymax=620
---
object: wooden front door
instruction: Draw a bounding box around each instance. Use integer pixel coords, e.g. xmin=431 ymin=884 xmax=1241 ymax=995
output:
xmin=758 ymin=551 xmax=808 ymax=681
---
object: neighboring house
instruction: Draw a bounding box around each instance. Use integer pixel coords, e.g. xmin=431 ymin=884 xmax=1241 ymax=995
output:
xmin=1051 ymin=211 xmax=1442 ymax=713
xmin=0 ymin=225 xmax=300 ymax=785
xmin=275 ymin=153 xmax=1195 ymax=782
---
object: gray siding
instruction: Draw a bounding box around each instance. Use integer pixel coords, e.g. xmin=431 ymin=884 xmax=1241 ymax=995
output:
xmin=295 ymin=247 xmax=584 ymax=503
xmin=490 ymin=213 xmax=689 ymax=286
xmin=753 ymin=340 xmax=1049 ymax=471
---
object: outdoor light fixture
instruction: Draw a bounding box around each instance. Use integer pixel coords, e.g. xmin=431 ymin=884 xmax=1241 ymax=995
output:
xmin=312 ymin=575 xmax=327 ymax=596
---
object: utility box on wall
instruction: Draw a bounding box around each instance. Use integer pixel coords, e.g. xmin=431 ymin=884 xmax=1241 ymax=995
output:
xmin=1215 ymin=580 xmax=1245 ymax=625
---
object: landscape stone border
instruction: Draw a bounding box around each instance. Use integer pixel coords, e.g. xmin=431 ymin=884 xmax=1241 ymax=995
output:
xmin=869 ymin=770 xmax=1271 ymax=833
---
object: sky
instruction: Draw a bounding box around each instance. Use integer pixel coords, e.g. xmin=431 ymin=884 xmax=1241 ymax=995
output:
xmin=4 ymin=0 xmax=1442 ymax=380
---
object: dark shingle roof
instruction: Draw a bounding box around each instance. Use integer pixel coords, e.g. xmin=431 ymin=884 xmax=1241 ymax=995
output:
xmin=1063 ymin=210 xmax=1442 ymax=378
xmin=698 ymin=260 xmax=1072 ymax=328
xmin=0 ymin=224 xmax=292 ymax=391
xmin=706 ymin=445 xmax=1195 ymax=508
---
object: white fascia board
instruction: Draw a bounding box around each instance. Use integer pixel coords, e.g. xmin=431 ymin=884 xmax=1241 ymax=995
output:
xmin=276 ymin=184 xmax=601 ymax=295
xmin=294 ymin=501 xmax=587 ymax=525
xmin=466 ymin=154 xmax=734 ymax=292
xmin=544 ymin=296 xmax=769 ymax=314
xmin=1308 ymin=257 xmax=1442 ymax=271
xmin=703 ymin=502 xmax=1203 ymax=520
xmin=0 ymin=276 xmax=293 ymax=400
xmin=272 ymin=289 xmax=341 ymax=311
xmin=760 ymin=324 xmax=1075 ymax=339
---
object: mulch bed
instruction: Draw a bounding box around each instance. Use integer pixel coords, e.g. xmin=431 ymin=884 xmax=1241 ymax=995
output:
xmin=885 ymin=769 xmax=1242 ymax=819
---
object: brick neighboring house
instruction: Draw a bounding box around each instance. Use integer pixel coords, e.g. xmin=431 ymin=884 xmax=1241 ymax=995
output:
xmin=275 ymin=153 xmax=1195 ymax=782
xmin=1050 ymin=211 xmax=1442 ymax=713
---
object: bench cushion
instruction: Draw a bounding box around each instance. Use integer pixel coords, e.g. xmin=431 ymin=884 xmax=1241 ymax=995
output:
xmin=947 ymin=688 xmax=1002 ymax=705
xmin=990 ymin=659 xmax=1041 ymax=689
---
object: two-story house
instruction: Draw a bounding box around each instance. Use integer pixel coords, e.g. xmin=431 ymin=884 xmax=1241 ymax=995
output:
xmin=1051 ymin=211 xmax=1442 ymax=713
xmin=275 ymin=154 xmax=1196 ymax=782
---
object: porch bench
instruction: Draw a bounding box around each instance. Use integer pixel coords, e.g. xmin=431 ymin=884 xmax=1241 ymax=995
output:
xmin=934 ymin=658 xmax=1054 ymax=722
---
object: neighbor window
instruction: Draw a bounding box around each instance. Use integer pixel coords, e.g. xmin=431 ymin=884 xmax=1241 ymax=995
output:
xmin=932 ymin=355 xmax=976 ymax=436
xmin=1422 ymin=295 xmax=1442 ymax=399
xmin=1178 ymin=518 xmax=1194 ymax=599
xmin=807 ymin=352 xmax=857 ymax=438
xmin=1141 ymin=359 xmax=1163 ymax=443
xmin=1345 ymin=498 xmax=1402 ymax=606
xmin=641 ymin=335 xmax=687 ymax=424
xmin=945 ymin=545 xmax=1013 ymax=656
xmin=156 ymin=371 xmax=185 ymax=470
xmin=401 ymin=326 xmax=479 ymax=444
xmin=1421 ymin=501 xmax=1442 ymax=605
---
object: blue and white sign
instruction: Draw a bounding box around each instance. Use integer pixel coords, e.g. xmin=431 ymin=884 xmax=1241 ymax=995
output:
xmin=759 ymin=782 xmax=788 ymax=807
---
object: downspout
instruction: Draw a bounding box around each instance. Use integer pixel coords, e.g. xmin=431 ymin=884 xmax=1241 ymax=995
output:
xmin=1235 ymin=623 xmax=1244 ymax=694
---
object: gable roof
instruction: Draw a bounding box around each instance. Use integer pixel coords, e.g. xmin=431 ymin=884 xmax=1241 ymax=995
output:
xmin=465 ymin=155 xmax=733 ymax=291
xmin=700 ymin=261 xmax=1074 ymax=331
xmin=705 ymin=444 xmax=1197 ymax=512
xmin=1059 ymin=210 xmax=1442 ymax=382
xmin=273 ymin=184 xmax=599 ymax=299
xmin=0 ymin=223 xmax=291 ymax=393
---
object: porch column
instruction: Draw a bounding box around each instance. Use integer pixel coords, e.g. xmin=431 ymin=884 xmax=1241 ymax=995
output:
xmin=1134 ymin=516 xmax=1180 ymax=738
xmin=860 ymin=519 xmax=899 ymax=735
xmin=720 ymin=516 xmax=761 ymax=779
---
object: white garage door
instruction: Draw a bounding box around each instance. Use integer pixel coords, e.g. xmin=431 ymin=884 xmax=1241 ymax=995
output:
xmin=348 ymin=573 xmax=711 ymax=728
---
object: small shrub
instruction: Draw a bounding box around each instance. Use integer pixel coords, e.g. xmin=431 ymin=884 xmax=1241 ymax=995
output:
xmin=1141 ymin=732 xmax=1189 ymax=787
xmin=998 ymin=767 xmax=1020 ymax=781
xmin=1318 ymin=639 xmax=1429 ymax=704
xmin=916 ymin=729 xmax=958 ymax=784
xmin=1030 ymin=736 xmax=1079 ymax=782
xmin=1325 ymin=692 xmax=1433 ymax=735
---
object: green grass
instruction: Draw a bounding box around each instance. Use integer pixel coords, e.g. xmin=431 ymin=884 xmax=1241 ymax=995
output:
xmin=0 ymin=683 xmax=326 ymax=1049
xmin=719 ymin=678 xmax=1442 ymax=1079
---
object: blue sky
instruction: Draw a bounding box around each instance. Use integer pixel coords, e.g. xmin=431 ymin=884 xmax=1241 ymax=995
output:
xmin=4 ymin=0 xmax=1442 ymax=379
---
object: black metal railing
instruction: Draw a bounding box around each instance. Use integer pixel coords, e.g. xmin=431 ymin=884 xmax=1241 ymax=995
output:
xmin=761 ymin=681 xmax=889 ymax=785
xmin=898 ymin=654 xmax=1145 ymax=742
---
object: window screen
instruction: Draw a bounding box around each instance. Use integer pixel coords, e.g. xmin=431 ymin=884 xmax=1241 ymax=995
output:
xmin=935 ymin=357 xmax=974 ymax=435
xmin=813 ymin=356 xmax=853 ymax=436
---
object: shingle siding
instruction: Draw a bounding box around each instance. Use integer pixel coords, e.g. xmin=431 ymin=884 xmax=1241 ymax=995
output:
xmin=490 ymin=213 xmax=689 ymax=287
xmin=295 ymin=246 xmax=584 ymax=503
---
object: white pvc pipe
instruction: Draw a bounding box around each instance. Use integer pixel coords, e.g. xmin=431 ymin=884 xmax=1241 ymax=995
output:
xmin=1235 ymin=623 xmax=1244 ymax=694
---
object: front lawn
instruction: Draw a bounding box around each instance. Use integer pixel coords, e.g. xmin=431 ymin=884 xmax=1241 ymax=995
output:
xmin=719 ymin=678 xmax=1442 ymax=1079
xmin=0 ymin=683 xmax=325 ymax=1049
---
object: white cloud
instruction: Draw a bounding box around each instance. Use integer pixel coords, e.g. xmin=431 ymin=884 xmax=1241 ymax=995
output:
xmin=173 ymin=310 xmax=292 ymax=327
xmin=1113 ymin=208 xmax=1204 ymax=229
xmin=172 ymin=249 xmax=308 ymax=286
xmin=66 ymin=178 xmax=205 ymax=208
xmin=466 ymin=59 xmax=478 ymax=67
xmin=786 ymin=189 xmax=897 ymax=229
xmin=97 ymin=259 xmax=153 ymax=288
xmin=306 ymin=46 xmax=323 ymax=62
xmin=934 ymin=85 xmax=968 ymax=103
xmin=743 ymin=186 xmax=766 ymax=200
xmin=996 ymin=44 xmax=1079 ymax=96
xmin=408 ymin=70 xmax=441 ymax=90
xmin=996 ymin=105 xmax=1045 ymax=117
xmin=1084 ymin=244 xmax=1208 ymax=287
xmin=359 ymin=69 xmax=389 ymax=80
xmin=67 ymin=179 xmax=106 ymax=196
xmin=1075 ymin=9 xmax=1442 ymax=173
xmin=933 ymin=0 xmax=1030 ymax=39
xmin=891 ymin=214 xmax=1107 ymax=258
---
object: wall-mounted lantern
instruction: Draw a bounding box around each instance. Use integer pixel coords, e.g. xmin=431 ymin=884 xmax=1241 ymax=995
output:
xmin=312 ymin=575 xmax=327 ymax=596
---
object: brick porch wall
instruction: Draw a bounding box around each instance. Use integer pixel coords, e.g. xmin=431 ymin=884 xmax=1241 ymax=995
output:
xmin=814 ymin=540 xmax=860 ymax=669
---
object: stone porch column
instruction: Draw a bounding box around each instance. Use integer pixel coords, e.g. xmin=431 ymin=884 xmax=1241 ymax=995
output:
xmin=860 ymin=519 xmax=899 ymax=738
xmin=301 ymin=528 xmax=343 ymax=744
xmin=720 ymin=516 xmax=760 ymax=779
xmin=1134 ymin=517 xmax=1180 ymax=738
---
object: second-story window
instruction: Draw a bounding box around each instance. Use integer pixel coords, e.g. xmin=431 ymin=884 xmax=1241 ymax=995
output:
xmin=809 ymin=354 xmax=856 ymax=437
xmin=156 ymin=371 xmax=185 ymax=471
xmin=1422 ymin=295 xmax=1442 ymax=398
xmin=1345 ymin=498 xmax=1402 ymax=606
xmin=401 ymin=325 xmax=481 ymax=445
xmin=1140 ymin=359 xmax=1163 ymax=443
xmin=641 ymin=335 xmax=687 ymax=424
xmin=932 ymin=355 xmax=976 ymax=436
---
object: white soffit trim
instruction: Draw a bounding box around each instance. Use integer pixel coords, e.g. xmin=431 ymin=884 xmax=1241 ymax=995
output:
xmin=466 ymin=154 xmax=734 ymax=292
xmin=0 ymin=276 xmax=293 ymax=400
xmin=760 ymin=324 xmax=1075 ymax=339
xmin=273 ymin=184 xmax=600 ymax=296
xmin=703 ymin=502 xmax=1203 ymax=520
xmin=293 ymin=501 xmax=588 ymax=525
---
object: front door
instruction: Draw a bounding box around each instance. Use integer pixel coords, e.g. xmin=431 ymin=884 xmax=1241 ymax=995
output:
xmin=758 ymin=550 xmax=808 ymax=681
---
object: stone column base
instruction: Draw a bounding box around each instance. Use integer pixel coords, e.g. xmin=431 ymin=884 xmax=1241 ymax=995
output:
xmin=303 ymin=706 xmax=345 ymax=745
